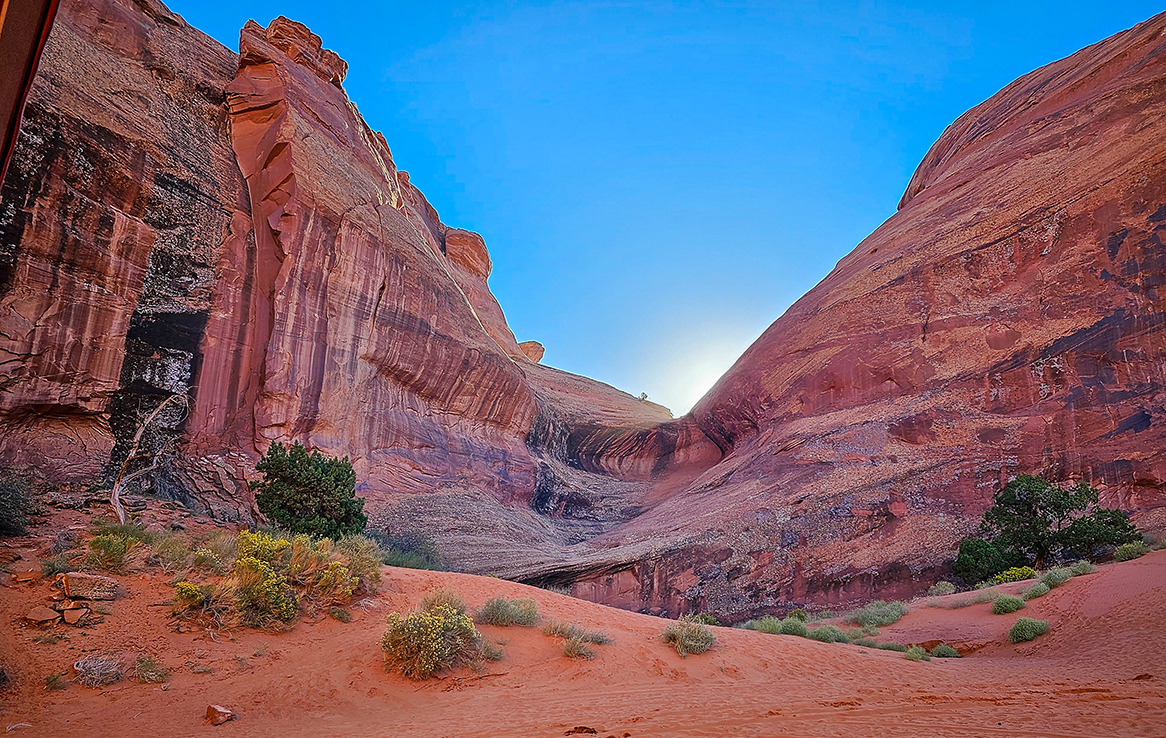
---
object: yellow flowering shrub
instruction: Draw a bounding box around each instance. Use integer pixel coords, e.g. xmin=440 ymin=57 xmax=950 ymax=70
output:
xmin=174 ymin=581 xmax=208 ymax=609
xmin=233 ymin=555 xmax=297 ymax=624
xmin=236 ymin=530 xmax=292 ymax=565
xmin=990 ymin=566 xmax=1038 ymax=584
xmin=380 ymin=603 xmax=483 ymax=679
xmin=309 ymin=561 xmax=357 ymax=602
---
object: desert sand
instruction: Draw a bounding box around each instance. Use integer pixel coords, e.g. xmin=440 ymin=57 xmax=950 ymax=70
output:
xmin=1 ymin=504 xmax=1164 ymax=738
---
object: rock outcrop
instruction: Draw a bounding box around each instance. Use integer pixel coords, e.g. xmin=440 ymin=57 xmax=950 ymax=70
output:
xmin=1 ymin=0 xmax=1164 ymax=619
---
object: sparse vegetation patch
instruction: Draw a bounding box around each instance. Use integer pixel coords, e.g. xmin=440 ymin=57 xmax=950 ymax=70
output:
xmin=1008 ymin=617 xmax=1049 ymax=643
xmin=846 ymin=600 xmax=907 ymax=628
xmin=662 ymin=615 xmax=715 ymax=657
xmin=475 ymin=597 xmax=540 ymax=626
xmin=991 ymin=595 xmax=1026 ymax=615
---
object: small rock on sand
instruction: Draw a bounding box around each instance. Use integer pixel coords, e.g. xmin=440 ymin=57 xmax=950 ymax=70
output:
xmin=206 ymin=705 xmax=235 ymax=725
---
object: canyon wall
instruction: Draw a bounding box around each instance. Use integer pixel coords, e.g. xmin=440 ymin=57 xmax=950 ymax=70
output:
xmin=1 ymin=0 xmax=1164 ymax=619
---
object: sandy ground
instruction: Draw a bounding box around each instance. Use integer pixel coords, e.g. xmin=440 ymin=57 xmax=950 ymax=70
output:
xmin=1 ymin=507 xmax=1164 ymax=738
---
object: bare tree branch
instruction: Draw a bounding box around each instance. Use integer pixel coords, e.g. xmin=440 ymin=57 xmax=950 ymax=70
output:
xmin=110 ymin=394 xmax=188 ymax=524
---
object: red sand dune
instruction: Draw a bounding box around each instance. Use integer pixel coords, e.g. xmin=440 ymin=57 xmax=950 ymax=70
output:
xmin=1 ymin=510 xmax=1164 ymax=737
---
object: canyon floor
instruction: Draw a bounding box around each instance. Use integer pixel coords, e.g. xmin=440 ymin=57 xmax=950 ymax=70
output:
xmin=1 ymin=505 xmax=1164 ymax=738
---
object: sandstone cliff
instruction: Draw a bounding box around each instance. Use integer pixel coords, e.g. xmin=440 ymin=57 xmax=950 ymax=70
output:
xmin=1 ymin=0 xmax=1164 ymax=619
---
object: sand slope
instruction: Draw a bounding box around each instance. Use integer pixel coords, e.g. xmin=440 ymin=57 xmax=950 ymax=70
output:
xmin=2 ymin=517 xmax=1164 ymax=737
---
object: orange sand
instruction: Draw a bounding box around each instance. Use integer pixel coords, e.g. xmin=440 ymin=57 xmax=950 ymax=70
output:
xmin=2 ymin=512 xmax=1164 ymax=737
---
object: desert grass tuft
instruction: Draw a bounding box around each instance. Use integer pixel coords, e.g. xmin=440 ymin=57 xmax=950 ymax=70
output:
xmin=926 ymin=581 xmax=957 ymax=597
xmin=330 ymin=606 xmax=353 ymax=623
xmin=420 ymin=588 xmax=467 ymax=615
xmin=1039 ymin=568 xmax=1073 ymax=589
xmin=562 ymin=636 xmax=595 ymax=660
xmin=1021 ymin=582 xmax=1050 ymax=600
xmin=876 ymin=642 xmax=907 ymax=652
xmin=662 ymin=615 xmax=716 ymax=657
xmin=806 ymin=625 xmax=848 ymax=644
xmin=1068 ymin=560 xmax=1095 ymax=576
xmin=475 ymin=597 xmax=540 ymax=626
xmin=133 ymin=656 xmax=168 ymax=684
xmin=542 ymin=620 xmax=611 ymax=644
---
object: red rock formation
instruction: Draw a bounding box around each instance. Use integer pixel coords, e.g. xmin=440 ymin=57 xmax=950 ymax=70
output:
xmin=2 ymin=0 xmax=1164 ymax=620
xmin=561 ymin=11 xmax=1166 ymax=616
xmin=518 ymin=341 xmax=545 ymax=363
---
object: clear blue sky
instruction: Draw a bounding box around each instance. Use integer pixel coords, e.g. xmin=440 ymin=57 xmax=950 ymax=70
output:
xmin=169 ymin=1 xmax=1162 ymax=414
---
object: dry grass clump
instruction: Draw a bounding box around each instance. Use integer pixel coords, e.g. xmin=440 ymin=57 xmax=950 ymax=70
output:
xmin=562 ymin=636 xmax=595 ymax=660
xmin=44 ymin=672 xmax=68 ymax=691
xmin=662 ymin=615 xmax=716 ymax=657
xmin=926 ymin=581 xmax=957 ymax=596
xmin=133 ymin=656 xmax=168 ymax=684
xmin=846 ymin=600 xmax=908 ymax=628
xmin=992 ymin=595 xmax=1026 ymax=614
xmin=380 ymin=604 xmax=487 ymax=679
xmin=542 ymin=620 xmax=611 ymax=644
xmin=147 ymin=534 xmax=191 ymax=572
xmin=330 ymin=607 xmax=352 ymax=623
xmin=852 ymin=636 xmax=878 ymax=648
xmin=421 ymin=588 xmax=467 ymax=615
xmin=475 ymin=597 xmax=540 ymax=626
xmin=1008 ymin=617 xmax=1049 ymax=643
xmin=85 ymin=534 xmax=143 ymax=572
xmin=333 ymin=534 xmax=385 ymax=594
xmin=73 ymin=655 xmax=124 ymax=688
xmin=877 ymin=642 xmax=907 ymax=652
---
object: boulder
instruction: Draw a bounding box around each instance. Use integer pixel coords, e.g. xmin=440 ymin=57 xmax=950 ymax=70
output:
xmin=518 ymin=341 xmax=545 ymax=363
xmin=206 ymin=705 xmax=235 ymax=725
xmin=63 ymin=608 xmax=89 ymax=626
xmin=61 ymin=573 xmax=118 ymax=600
xmin=26 ymin=606 xmax=62 ymax=625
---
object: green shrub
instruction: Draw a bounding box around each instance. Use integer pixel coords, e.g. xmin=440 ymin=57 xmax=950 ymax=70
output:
xmin=1021 ymin=582 xmax=1050 ymax=600
xmin=133 ymin=656 xmax=168 ymax=684
xmin=1068 ymin=560 xmax=1095 ymax=576
xmin=847 ymin=600 xmax=908 ymax=628
xmin=852 ymin=637 xmax=877 ymax=648
xmin=541 ymin=620 xmax=611 ymax=644
xmin=330 ymin=606 xmax=352 ymax=623
xmin=662 ymin=615 xmax=715 ymax=656
xmin=0 ymin=473 xmax=32 ymax=536
xmin=806 ymin=625 xmax=848 ymax=644
xmin=877 ymin=642 xmax=907 ymax=652
xmin=992 ymin=595 xmax=1026 ymax=614
xmin=1039 ymin=567 xmax=1073 ymax=588
xmin=904 ymin=645 xmax=930 ymax=662
xmin=232 ymin=556 xmax=297 ymax=625
xmin=1008 ymin=617 xmax=1049 ymax=643
xmin=690 ymin=613 xmax=720 ymax=626
xmin=990 ymin=567 xmax=1038 ymax=584
xmin=931 ymin=644 xmax=959 ymax=658
xmin=420 ymin=588 xmax=466 ymax=615
xmin=92 ymin=521 xmax=154 ymax=543
xmin=953 ymin=538 xmax=1009 ymax=584
xmin=1115 ymin=542 xmax=1149 ymax=561
xmin=251 ymin=442 xmax=366 ymax=539
xmin=380 ymin=604 xmax=484 ymax=679
xmin=982 ymin=475 xmax=1139 ymax=568
xmin=780 ymin=617 xmax=808 ymax=637
xmin=475 ymin=597 xmax=540 ymax=626
xmin=562 ymin=636 xmax=595 ymax=660
xmin=846 ymin=627 xmax=867 ymax=642
xmin=743 ymin=617 xmax=782 ymax=635
xmin=927 ymin=581 xmax=957 ymax=597
xmin=787 ymin=608 xmax=808 ymax=621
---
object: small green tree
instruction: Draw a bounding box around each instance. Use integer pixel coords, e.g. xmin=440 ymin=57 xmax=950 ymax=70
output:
xmin=981 ymin=475 xmax=1138 ymax=569
xmin=251 ymin=442 xmax=366 ymax=539
xmin=952 ymin=538 xmax=1009 ymax=585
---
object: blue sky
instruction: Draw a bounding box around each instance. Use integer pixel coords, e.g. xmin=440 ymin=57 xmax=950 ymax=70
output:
xmin=170 ymin=1 xmax=1163 ymax=414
